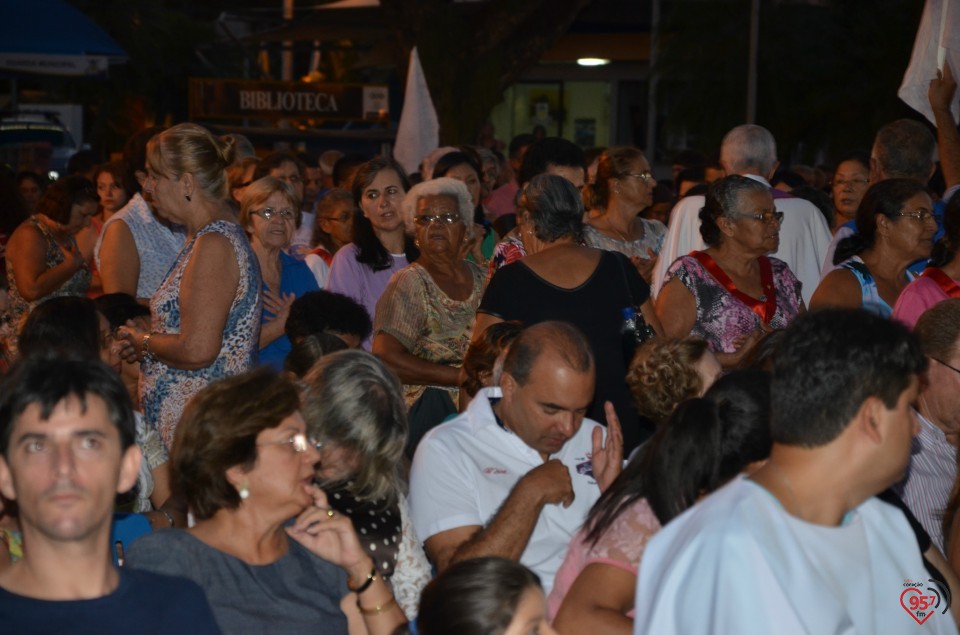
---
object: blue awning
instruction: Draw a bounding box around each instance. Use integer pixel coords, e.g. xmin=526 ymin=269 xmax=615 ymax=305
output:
xmin=0 ymin=0 xmax=127 ymax=76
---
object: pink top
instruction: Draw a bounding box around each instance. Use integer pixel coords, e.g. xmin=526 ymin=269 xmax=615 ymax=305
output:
xmin=892 ymin=276 xmax=954 ymax=329
xmin=485 ymin=181 xmax=520 ymax=218
xmin=547 ymin=497 xmax=661 ymax=621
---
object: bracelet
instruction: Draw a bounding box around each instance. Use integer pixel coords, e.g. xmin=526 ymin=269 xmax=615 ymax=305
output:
xmin=347 ymin=563 xmax=378 ymax=594
xmin=140 ymin=333 xmax=154 ymax=361
xmin=356 ymin=595 xmax=396 ymax=616
xmin=157 ymin=508 xmax=175 ymax=527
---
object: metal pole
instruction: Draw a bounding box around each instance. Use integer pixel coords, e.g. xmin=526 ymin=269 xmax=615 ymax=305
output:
xmin=282 ymin=0 xmax=294 ymax=82
xmin=645 ymin=0 xmax=660 ymax=162
xmin=746 ymin=0 xmax=759 ymax=123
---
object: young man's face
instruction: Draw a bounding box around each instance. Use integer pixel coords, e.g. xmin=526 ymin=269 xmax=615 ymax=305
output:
xmin=0 ymin=394 xmax=140 ymax=543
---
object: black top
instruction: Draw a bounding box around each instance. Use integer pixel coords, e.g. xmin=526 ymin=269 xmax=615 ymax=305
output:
xmin=479 ymin=250 xmax=650 ymax=451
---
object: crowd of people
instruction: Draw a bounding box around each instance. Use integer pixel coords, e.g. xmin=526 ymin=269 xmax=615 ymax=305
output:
xmin=0 ymin=65 xmax=958 ymax=634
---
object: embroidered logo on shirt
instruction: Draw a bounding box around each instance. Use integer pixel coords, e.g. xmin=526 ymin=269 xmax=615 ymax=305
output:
xmin=483 ymin=467 xmax=508 ymax=475
xmin=900 ymin=578 xmax=950 ymax=625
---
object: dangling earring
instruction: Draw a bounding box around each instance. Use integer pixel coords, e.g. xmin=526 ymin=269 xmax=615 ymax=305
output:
xmin=414 ymin=238 xmax=420 ymax=248
xmin=239 ymin=482 xmax=250 ymax=500
xmin=185 ymin=194 xmax=192 ymax=202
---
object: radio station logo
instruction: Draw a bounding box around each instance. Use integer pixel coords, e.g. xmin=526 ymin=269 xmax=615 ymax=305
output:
xmin=900 ymin=579 xmax=951 ymax=625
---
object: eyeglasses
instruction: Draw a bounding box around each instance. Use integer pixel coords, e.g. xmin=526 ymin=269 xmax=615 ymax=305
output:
xmin=254 ymin=207 xmax=296 ymax=221
xmin=729 ymin=209 xmax=784 ymax=224
xmin=833 ymin=178 xmax=869 ymax=188
xmin=932 ymin=357 xmax=960 ymax=376
xmin=894 ymin=208 xmax=936 ymax=223
xmin=257 ymin=433 xmax=322 ymax=454
xmin=414 ymin=213 xmax=461 ymax=226
xmin=322 ymin=212 xmax=353 ymax=223
xmin=623 ymin=171 xmax=654 ymax=184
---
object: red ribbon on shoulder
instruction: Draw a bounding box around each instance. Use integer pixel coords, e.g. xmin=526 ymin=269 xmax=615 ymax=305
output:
xmin=690 ymin=251 xmax=777 ymax=324
xmin=920 ymin=267 xmax=960 ymax=298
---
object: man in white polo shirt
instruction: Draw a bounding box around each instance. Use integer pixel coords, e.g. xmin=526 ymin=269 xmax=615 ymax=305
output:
xmin=409 ymin=321 xmax=622 ymax=591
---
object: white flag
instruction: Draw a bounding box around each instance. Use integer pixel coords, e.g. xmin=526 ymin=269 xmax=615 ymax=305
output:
xmin=394 ymin=47 xmax=439 ymax=176
xmin=898 ymin=0 xmax=960 ymax=124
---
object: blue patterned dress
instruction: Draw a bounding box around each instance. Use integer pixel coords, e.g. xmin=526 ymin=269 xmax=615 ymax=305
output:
xmin=141 ymin=220 xmax=261 ymax=448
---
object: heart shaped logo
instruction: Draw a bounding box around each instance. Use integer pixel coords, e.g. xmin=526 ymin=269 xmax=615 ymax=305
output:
xmin=900 ymin=587 xmax=935 ymax=625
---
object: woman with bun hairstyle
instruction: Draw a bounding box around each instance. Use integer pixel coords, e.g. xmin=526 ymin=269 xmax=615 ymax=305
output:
xmin=116 ymin=123 xmax=261 ymax=448
xmin=811 ymin=178 xmax=935 ymax=317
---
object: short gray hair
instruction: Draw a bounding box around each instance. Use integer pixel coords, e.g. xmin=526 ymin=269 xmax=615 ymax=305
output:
xmin=720 ymin=124 xmax=778 ymax=176
xmin=401 ymin=177 xmax=475 ymax=238
xmin=872 ymin=119 xmax=935 ymax=183
xmin=300 ymin=350 xmax=408 ymax=504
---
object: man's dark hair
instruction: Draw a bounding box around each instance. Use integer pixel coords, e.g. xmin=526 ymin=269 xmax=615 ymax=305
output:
xmin=502 ymin=321 xmax=594 ymax=386
xmin=332 ymin=153 xmax=368 ymax=188
xmin=285 ymin=290 xmax=372 ymax=344
xmin=93 ymin=293 xmax=150 ymax=330
xmin=296 ymin=152 xmax=319 ymax=169
xmin=0 ymin=357 xmax=136 ymax=457
xmin=517 ymin=137 xmax=585 ymax=187
xmin=508 ymin=133 xmax=536 ymax=160
xmin=771 ymin=309 xmax=926 ymax=447
xmin=18 ymin=296 xmax=101 ymax=361
xmin=253 ymin=152 xmax=305 ymax=181
xmin=66 ymin=150 xmax=98 ymax=177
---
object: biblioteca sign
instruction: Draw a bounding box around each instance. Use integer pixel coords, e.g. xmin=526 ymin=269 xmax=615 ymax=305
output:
xmin=189 ymin=79 xmax=389 ymax=122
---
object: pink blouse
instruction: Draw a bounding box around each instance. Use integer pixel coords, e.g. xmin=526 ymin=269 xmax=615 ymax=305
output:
xmin=547 ymin=497 xmax=661 ymax=621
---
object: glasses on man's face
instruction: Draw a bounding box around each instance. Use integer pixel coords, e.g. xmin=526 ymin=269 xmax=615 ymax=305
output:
xmin=833 ymin=177 xmax=869 ymax=188
xmin=894 ymin=208 xmax=936 ymax=223
xmin=729 ymin=209 xmax=784 ymax=224
xmin=323 ymin=212 xmax=353 ymax=223
xmin=258 ymin=432 xmax=322 ymax=454
xmin=254 ymin=207 xmax=296 ymax=221
xmin=414 ymin=213 xmax=461 ymax=226
xmin=623 ymin=171 xmax=654 ymax=184
xmin=932 ymin=357 xmax=960 ymax=377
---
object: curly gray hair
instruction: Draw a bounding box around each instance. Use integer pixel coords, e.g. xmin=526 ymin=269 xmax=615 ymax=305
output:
xmin=400 ymin=177 xmax=475 ymax=239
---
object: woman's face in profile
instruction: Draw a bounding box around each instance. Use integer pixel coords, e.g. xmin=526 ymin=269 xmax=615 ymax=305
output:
xmin=694 ymin=351 xmax=723 ymax=396
xmin=502 ymin=586 xmax=557 ymax=635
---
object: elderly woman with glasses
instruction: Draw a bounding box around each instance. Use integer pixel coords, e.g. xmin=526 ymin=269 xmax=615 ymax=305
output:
xmin=373 ymin=177 xmax=486 ymax=456
xmin=127 ymin=369 xmax=407 ymax=635
xmin=301 ymin=350 xmax=432 ymax=619
xmin=656 ymin=175 xmax=803 ymax=368
xmin=582 ymin=147 xmax=666 ymax=284
xmin=240 ymin=176 xmax=319 ymax=371
xmin=811 ymin=179 xmax=936 ymax=317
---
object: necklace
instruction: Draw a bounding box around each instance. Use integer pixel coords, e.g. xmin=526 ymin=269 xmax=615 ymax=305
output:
xmin=766 ymin=462 xmax=802 ymax=515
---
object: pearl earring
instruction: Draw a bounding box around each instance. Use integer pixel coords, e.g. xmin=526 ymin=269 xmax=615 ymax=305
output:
xmin=239 ymin=483 xmax=250 ymax=500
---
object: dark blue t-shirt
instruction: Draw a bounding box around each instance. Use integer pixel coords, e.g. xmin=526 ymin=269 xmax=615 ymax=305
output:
xmin=0 ymin=568 xmax=220 ymax=634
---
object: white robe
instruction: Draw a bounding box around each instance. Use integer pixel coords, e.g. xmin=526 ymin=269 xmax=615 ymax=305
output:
xmin=634 ymin=477 xmax=958 ymax=635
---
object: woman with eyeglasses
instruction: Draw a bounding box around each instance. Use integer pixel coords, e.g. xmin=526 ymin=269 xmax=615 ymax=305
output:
xmin=300 ymin=350 xmax=432 ymax=620
xmin=811 ymin=179 xmax=936 ymax=317
xmin=114 ymin=123 xmax=260 ymax=449
xmin=582 ymin=147 xmax=666 ymax=284
xmin=327 ymin=157 xmax=419 ymax=350
xmin=239 ymin=177 xmax=319 ymax=371
xmin=830 ymin=151 xmax=871 ymax=234
xmin=474 ymin=173 xmax=661 ymax=453
xmin=373 ymin=178 xmax=486 ymax=456
xmin=894 ymin=195 xmax=960 ymax=328
xmin=656 ymin=175 xmax=803 ymax=368
xmin=127 ymin=369 xmax=407 ymax=635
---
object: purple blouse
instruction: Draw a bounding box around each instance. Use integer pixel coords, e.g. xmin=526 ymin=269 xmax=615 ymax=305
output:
xmin=664 ymin=254 xmax=803 ymax=353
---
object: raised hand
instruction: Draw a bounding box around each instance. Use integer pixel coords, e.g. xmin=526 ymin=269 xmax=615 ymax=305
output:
xmin=592 ymin=401 xmax=624 ymax=492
